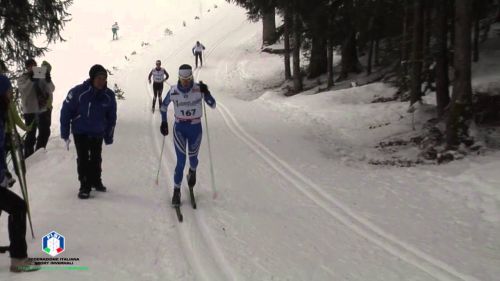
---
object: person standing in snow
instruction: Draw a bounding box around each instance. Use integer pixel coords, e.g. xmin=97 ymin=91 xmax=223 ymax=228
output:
xmin=112 ymin=22 xmax=119 ymax=40
xmin=148 ymin=60 xmax=169 ymax=113
xmin=17 ymin=58 xmax=55 ymax=158
xmin=0 ymin=62 xmax=31 ymax=187
xmin=192 ymin=41 xmax=205 ymax=68
xmin=60 ymin=64 xmax=117 ymax=199
xmin=0 ymin=73 xmax=40 ymax=273
xmin=160 ymin=64 xmax=215 ymax=205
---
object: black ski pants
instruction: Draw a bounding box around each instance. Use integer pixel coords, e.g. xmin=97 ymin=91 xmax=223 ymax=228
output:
xmin=73 ymin=134 xmax=103 ymax=189
xmin=194 ymin=51 xmax=203 ymax=67
xmin=152 ymin=82 xmax=163 ymax=109
xmin=0 ymin=187 xmax=27 ymax=259
xmin=23 ymin=111 xmax=51 ymax=158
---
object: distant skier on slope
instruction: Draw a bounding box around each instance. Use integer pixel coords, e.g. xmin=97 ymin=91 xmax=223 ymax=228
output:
xmin=192 ymin=41 xmax=205 ymax=68
xmin=159 ymin=64 xmax=216 ymax=206
xmin=148 ymin=60 xmax=169 ymax=113
xmin=112 ymin=22 xmax=119 ymax=40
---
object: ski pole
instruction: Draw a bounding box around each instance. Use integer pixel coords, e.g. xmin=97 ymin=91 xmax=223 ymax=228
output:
xmin=155 ymin=136 xmax=166 ymax=186
xmin=203 ymin=102 xmax=217 ymax=199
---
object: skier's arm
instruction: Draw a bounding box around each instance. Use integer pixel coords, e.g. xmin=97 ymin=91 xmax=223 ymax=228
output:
xmin=192 ymin=46 xmax=196 ymax=55
xmin=60 ymin=89 xmax=78 ymax=140
xmin=104 ymin=90 xmax=117 ymax=145
xmin=203 ymin=92 xmax=216 ymax=109
xmin=163 ymin=69 xmax=169 ymax=81
xmin=160 ymin=89 xmax=173 ymax=121
xmin=201 ymin=44 xmax=205 ymax=50
xmin=148 ymin=70 xmax=153 ymax=82
xmin=199 ymin=82 xmax=215 ymax=108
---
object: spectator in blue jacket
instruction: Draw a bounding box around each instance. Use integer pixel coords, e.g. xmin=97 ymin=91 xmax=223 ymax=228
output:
xmin=60 ymin=64 xmax=117 ymax=199
xmin=0 ymin=73 xmax=40 ymax=272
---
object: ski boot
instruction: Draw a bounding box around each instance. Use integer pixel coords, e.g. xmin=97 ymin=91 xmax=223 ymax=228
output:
xmin=93 ymin=181 xmax=107 ymax=192
xmin=172 ymin=188 xmax=181 ymax=206
xmin=187 ymin=169 xmax=196 ymax=188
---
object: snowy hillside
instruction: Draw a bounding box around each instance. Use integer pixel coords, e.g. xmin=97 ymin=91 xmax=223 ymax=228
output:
xmin=1 ymin=0 xmax=499 ymax=280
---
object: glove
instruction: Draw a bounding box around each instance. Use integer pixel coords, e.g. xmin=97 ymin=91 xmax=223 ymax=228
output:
xmin=160 ymin=121 xmax=169 ymax=136
xmin=64 ymin=138 xmax=71 ymax=150
xmin=199 ymin=81 xmax=209 ymax=94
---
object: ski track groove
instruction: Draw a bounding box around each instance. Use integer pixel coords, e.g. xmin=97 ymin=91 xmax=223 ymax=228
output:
xmin=211 ymin=100 xmax=480 ymax=281
xmin=191 ymin=18 xmax=480 ymax=281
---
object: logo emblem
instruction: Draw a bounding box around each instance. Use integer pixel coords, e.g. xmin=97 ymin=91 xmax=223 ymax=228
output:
xmin=42 ymin=231 xmax=65 ymax=257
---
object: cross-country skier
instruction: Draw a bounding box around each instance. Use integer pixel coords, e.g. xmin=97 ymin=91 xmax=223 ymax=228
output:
xmin=112 ymin=22 xmax=119 ymax=40
xmin=159 ymin=64 xmax=215 ymax=206
xmin=192 ymin=41 xmax=206 ymax=68
xmin=148 ymin=60 xmax=169 ymax=113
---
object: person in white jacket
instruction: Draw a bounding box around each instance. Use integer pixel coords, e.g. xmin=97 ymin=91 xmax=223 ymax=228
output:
xmin=191 ymin=41 xmax=205 ymax=68
xmin=17 ymin=59 xmax=55 ymax=158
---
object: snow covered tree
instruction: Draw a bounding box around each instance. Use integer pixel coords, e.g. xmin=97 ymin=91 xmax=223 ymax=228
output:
xmin=0 ymin=0 xmax=72 ymax=69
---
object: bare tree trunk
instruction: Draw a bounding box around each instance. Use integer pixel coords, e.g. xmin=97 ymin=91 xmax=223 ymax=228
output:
xmin=410 ymin=0 xmax=424 ymax=105
xmin=374 ymin=39 xmax=380 ymax=67
xmin=338 ymin=32 xmax=361 ymax=80
xmin=446 ymin=0 xmax=473 ymax=147
xmin=400 ymin=0 xmax=411 ymax=94
xmin=262 ymin=7 xmax=276 ymax=46
xmin=449 ymin=0 xmax=455 ymax=65
xmin=308 ymin=36 xmax=327 ymax=78
xmin=367 ymin=38 xmax=374 ymax=75
xmin=473 ymin=16 xmax=480 ymax=62
xmin=292 ymin=13 xmax=303 ymax=93
xmin=283 ymin=8 xmax=292 ymax=80
xmin=327 ymin=38 xmax=334 ymax=88
xmin=435 ymin=0 xmax=450 ymax=117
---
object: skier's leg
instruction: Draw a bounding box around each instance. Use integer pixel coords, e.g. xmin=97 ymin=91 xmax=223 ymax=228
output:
xmin=73 ymin=134 xmax=91 ymax=189
xmin=195 ymin=53 xmax=199 ymax=68
xmin=158 ymin=84 xmax=163 ymax=109
xmin=186 ymin=123 xmax=202 ymax=187
xmin=173 ymin=123 xmax=187 ymax=188
xmin=35 ymin=110 xmax=51 ymax=150
xmin=187 ymin=123 xmax=202 ymax=171
xmin=88 ymin=136 xmax=103 ymax=189
xmin=200 ymin=53 xmax=203 ymax=67
xmin=0 ymin=188 xmax=28 ymax=259
xmin=22 ymin=114 xmax=37 ymax=158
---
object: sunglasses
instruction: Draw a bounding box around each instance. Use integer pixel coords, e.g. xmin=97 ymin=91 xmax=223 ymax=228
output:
xmin=179 ymin=75 xmax=193 ymax=81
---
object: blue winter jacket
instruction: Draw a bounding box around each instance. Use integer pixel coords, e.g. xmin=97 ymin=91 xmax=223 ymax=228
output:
xmin=60 ymin=79 xmax=117 ymax=144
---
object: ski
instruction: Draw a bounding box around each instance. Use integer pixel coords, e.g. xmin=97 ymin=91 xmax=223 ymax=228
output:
xmin=174 ymin=206 xmax=183 ymax=222
xmin=189 ymin=185 xmax=197 ymax=209
xmin=0 ymin=246 xmax=9 ymax=254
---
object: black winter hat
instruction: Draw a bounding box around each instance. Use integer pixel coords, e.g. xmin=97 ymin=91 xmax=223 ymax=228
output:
xmin=89 ymin=64 xmax=107 ymax=80
xmin=25 ymin=58 xmax=36 ymax=68
xmin=178 ymin=64 xmax=193 ymax=79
